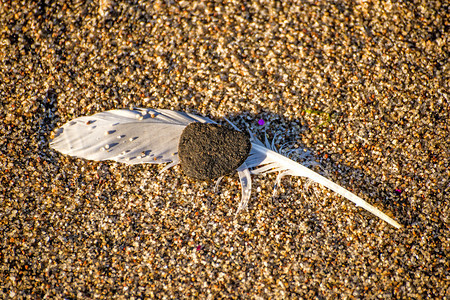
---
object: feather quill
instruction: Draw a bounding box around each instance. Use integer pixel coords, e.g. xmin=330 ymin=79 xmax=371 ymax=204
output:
xmin=237 ymin=135 xmax=402 ymax=228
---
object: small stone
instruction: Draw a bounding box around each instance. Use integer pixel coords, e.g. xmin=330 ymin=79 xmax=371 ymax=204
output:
xmin=178 ymin=123 xmax=251 ymax=180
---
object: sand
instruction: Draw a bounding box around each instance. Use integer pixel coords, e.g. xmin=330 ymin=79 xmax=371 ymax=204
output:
xmin=1 ymin=1 xmax=448 ymax=298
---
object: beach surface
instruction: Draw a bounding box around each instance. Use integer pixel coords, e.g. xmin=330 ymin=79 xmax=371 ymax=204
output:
xmin=1 ymin=1 xmax=449 ymax=298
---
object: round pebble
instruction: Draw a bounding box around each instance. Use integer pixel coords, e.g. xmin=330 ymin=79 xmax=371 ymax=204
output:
xmin=178 ymin=122 xmax=251 ymax=180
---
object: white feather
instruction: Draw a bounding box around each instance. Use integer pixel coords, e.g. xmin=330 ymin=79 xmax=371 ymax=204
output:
xmin=51 ymin=108 xmax=401 ymax=229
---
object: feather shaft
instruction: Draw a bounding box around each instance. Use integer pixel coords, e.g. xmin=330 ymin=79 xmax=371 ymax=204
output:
xmin=249 ymin=143 xmax=402 ymax=229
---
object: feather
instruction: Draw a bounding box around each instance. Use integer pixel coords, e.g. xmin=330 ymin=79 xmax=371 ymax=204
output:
xmin=239 ymin=137 xmax=402 ymax=229
xmin=50 ymin=108 xmax=214 ymax=165
xmin=236 ymin=163 xmax=252 ymax=215
xmin=50 ymin=108 xmax=401 ymax=229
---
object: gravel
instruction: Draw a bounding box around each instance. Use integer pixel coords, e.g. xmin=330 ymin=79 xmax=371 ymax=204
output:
xmin=1 ymin=0 xmax=449 ymax=299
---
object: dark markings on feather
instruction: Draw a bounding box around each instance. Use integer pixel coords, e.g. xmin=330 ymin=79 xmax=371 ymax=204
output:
xmin=54 ymin=128 xmax=63 ymax=136
xmin=104 ymin=143 xmax=118 ymax=149
xmin=178 ymin=123 xmax=251 ymax=180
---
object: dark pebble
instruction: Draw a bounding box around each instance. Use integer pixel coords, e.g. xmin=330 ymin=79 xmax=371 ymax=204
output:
xmin=178 ymin=122 xmax=251 ymax=180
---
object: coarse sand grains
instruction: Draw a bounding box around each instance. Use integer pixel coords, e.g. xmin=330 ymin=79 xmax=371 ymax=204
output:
xmin=1 ymin=1 xmax=448 ymax=299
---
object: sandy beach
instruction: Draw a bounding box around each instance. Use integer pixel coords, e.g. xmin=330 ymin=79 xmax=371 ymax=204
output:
xmin=1 ymin=1 xmax=449 ymax=298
